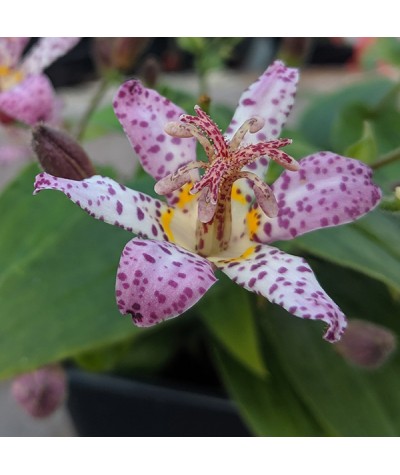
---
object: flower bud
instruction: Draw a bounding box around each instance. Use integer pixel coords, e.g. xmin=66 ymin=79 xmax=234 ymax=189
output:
xmin=335 ymin=319 xmax=397 ymax=369
xmin=32 ymin=124 xmax=96 ymax=180
xmin=93 ymin=38 xmax=150 ymax=74
xmin=140 ymin=56 xmax=161 ymax=88
xmin=11 ymin=365 xmax=67 ymax=418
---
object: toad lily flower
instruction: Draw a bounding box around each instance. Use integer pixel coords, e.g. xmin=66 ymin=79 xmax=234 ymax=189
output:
xmin=0 ymin=37 xmax=80 ymax=126
xmin=34 ymin=61 xmax=381 ymax=342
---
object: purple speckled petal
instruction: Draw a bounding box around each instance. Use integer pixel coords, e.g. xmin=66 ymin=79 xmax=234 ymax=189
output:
xmin=20 ymin=37 xmax=80 ymax=74
xmin=116 ymin=238 xmax=217 ymax=326
xmin=114 ymin=80 xmax=197 ymax=181
xmin=226 ymin=61 xmax=298 ymax=142
xmin=255 ymin=152 xmax=382 ymax=243
xmin=34 ymin=172 xmax=173 ymax=241
xmin=0 ymin=74 xmax=55 ymax=125
xmin=0 ymin=37 xmax=29 ymax=67
xmin=216 ymin=244 xmax=347 ymax=342
xmin=225 ymin=61 xmax=299 ymax=183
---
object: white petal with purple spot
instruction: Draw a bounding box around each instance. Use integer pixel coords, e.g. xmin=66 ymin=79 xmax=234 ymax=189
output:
xmin=113 ymin=80 xmax=197 ymax=181
xmin=116 ymin=239 xmax=217 ymax=326
xmin=225 ymin=61 xmax=299 ymax=183
xmin=256 ymin=152 xmax=382 ymax=242
xmin=215 ymin=244 xmax=347 ymax=342
xmin=34 ymin=173 xmax=172 ymax=241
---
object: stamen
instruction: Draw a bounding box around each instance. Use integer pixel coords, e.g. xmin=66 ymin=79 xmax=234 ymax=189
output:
xmin=266 ymin=146 xmax=299 ymax=171
xmin=164 ymin=122 xmax=193 ymax=138
xmin=238 ymin=171 xmax=278 ymax=218
xmin=181 ymin=105 xmax=228 ymax=160
xmin=165 ymin=120 xmax=215 ymax=161
xmin=232 ymin=139 xmax=299 ymax=171
xmin=198 ymin=187 xmax=217 ymax=223
xmin=154 ymin=161 xmax=204 ymax=195
xmin=190 ymin=157 xmax=229 ymax=204
xmin=229 ymin=116 xmax=265 ymax=152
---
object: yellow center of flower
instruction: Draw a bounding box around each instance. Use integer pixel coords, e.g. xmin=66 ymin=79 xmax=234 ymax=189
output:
xmin=0 ymin=65 xmax=24 ymax=91
xmin=156 ymin=106 xmax=298 ymax=258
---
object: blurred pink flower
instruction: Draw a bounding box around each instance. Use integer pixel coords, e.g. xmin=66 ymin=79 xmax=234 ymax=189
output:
xmin=0 ymin=38 xmax=80 ymax=165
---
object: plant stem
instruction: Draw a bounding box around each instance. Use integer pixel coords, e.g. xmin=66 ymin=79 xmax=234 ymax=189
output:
xmin=74 ymin=76 xmax=111 ymax=142
xmin=371 ymin=146 xmax=400 ymax=170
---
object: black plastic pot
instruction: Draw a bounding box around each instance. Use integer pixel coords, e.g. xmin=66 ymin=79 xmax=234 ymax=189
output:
xmin=67 ymin=368 xmax=251 ymax=437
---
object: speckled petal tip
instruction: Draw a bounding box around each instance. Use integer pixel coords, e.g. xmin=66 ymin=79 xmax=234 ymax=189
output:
xmin=256 ymin=152 xmax=382 ymax=243
xmin=34 ymin=172 xmax=171 ymax=240
xmin=113 ymin=79 xmax=197 ymax=181
xmin=21 ymin=37 xmax=80 ymax=75
xmin=225 ymin=60 xmax=299 ymax=181
xmin=0 ymin=74 xmax=55 ymax=125
xmin=216 ymin=244 xmax=347 ymax=342
xmin=116 ymin=239 xmax=217 ymax=326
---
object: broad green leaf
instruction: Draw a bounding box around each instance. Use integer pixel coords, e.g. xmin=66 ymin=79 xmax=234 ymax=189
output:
xmin=75 ymin=319 xmax=185 ymax=376
xmin=294 ymin=209 xmax=400 ymax=292
xmin=373 ymin=155 xmax=400 ymax=195
xmin=299 ymin=78 xmax=394 ymax=150
xmin=0 ymin=164 xmax=145 ymax=379
xmin=213 ymin=344 xmax=324 ymax=436
xmin=345 ymin=121 xmax=377 ymax=164
xmin=199 ymin=280 xmax=267 ymax=377
xmin=259 ymin=260 xmax=400 ymax=436
xmin=332 ymin=102 xmax=400 ymax=156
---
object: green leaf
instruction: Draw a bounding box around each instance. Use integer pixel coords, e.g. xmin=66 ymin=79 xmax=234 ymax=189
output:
xmin=299 ymin=78 xmax=394 ymax=150
xmin=373 ymin=157 xmax=400 ymax=195
xmin=344 ymin=121 xmax=377 ymax=164
xmin=294 ymin=209 xmax=400 ymax=292
xmin=259 ymin=261 xmax=400 ymax=436
xmin=332 ymin=101 xmax=400 ymax=157
xmin=75 ymin=320 xmax=184 ymax=376
xmin=0 ymin=164 xmax=142 ymax=379
xmin=380 ymin=196 xmax=400 ymax=212
xmin=213 ymin=344 xmax=324 ymax=436
xmin=199 ymin=279 xmax=267 ymax=377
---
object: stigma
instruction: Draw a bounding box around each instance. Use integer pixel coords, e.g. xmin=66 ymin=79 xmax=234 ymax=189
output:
xmin=155 ymin=105 xmax=299 ymax=224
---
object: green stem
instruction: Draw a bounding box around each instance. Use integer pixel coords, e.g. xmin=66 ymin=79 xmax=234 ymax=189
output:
xmin=371 ymin=146 xmax=400 ymax=170
xmin=74 ymin=76 xmax=111 ymax=142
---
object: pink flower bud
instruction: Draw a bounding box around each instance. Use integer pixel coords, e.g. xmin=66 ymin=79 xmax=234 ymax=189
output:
xmin=335 ymin=319 xmax=397 ymax=369
xmin=32 ymin=124 xmax=96 ymax=180
xmin=11 ymin=365 xmax=67 ymax=418
xmin=93 ymin=38 xmax=150 ymax=73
